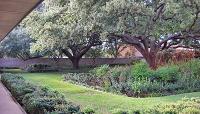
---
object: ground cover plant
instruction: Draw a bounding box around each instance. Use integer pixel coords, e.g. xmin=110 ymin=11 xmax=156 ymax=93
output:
xmin=1 ymin=73 xmax=82 ymax=114
xmin=64 ymin=59 xmax=200 ymax=97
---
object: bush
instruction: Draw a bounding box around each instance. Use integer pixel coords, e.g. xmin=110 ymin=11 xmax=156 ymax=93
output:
xmin=155 ymin=65 xmax=179 ymax=82
xmin=131 ymin=61 xmax=153 ymax=79
xmin=25 ymin=64 xmax=58 ymax=72
xmin=64 ymin=73 xmax=104 ymax=88
xmin=178 ymin=59 xmax=200 ymax=79
xmin=1 ymin=73 xmax=81 ymax=114
xmin=90 ymin=64 xmax=109 ymax=77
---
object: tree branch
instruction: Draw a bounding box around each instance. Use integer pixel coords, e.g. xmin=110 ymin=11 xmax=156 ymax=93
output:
xmin=153 ymin=3 xmax=165 ymax=22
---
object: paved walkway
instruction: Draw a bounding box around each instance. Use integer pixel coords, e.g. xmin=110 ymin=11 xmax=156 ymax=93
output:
xmin=0 ymin=82 xmax=25 ymax=114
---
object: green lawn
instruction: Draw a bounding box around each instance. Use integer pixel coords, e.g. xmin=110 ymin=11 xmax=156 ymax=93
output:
xmin=19 ymin=72 xmax=200 ymax=114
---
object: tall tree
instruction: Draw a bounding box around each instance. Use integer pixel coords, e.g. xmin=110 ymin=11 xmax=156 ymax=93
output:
xmin=0 ymin=27 xmax=41 ymax=60
xmin=22 ymin=0 xmax=105 ymax=69
xmin=98 ymin=0 xmax=200 ymax=69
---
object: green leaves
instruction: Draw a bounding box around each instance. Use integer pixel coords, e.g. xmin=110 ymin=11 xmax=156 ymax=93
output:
xmin=99 ymin=0 xmax=200 ymax=40
xmin=23 ymin=0 xmax=106 ymax=57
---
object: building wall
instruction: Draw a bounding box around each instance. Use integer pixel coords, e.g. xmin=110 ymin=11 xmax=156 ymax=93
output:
xmin=118 ymin=45 xmax=143 ymax=58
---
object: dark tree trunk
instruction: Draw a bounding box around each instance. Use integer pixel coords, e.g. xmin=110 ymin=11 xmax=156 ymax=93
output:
xmin=71 ymin=57 xmax=81 ymax=69
xmin=62 ymin=32 xmax=102 ymax=69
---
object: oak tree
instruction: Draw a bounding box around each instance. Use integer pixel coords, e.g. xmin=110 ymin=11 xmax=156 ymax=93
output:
xmin=99 ymin=0 xmax=200 ymax=69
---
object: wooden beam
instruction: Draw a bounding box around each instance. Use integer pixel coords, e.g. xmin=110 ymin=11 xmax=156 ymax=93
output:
xmin=0 ymin=0 xmax=43 ymax=40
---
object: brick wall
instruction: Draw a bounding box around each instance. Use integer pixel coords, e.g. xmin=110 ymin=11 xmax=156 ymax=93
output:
xmin=0 ymin=58 xmax=141 ymax=69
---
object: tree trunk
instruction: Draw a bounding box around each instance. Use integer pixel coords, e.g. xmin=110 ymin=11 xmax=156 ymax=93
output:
xmin=71 ymin=57 xmax=80 ymax=69
xmin=144 ymin=53 xmax=158 ymax=70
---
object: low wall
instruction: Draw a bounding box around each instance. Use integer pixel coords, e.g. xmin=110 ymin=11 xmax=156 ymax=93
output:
xmin=0 ymin=58 xmax=141 ymax=69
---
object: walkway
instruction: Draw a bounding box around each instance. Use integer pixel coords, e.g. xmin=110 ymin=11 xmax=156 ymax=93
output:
xmin=0 ymin=82 xmax=25 ymax=114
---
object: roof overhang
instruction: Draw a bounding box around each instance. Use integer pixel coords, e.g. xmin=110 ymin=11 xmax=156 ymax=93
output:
xmin=0 ymin=0 xmax=43 ymax=41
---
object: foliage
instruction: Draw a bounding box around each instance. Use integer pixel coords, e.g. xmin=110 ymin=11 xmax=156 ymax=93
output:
xmin=155 ymin=65 xmax=179 ymax=82
xmin=97 ymin=0 xmax=200 ymax=69
xmin=64 ymin=73 xmax=104 ymax=88
xmin=131 ymin=61 xmax=153 ymax=79
xmin=64 ymin=59 xmax=200 ymax=97
xmin=22 ymin=0 xmax=104 ymax=68
xmin=130 ymin=98 xmax=200 ymax=114
xmin=178 ymin=59 xmax=200 ymax=79
xmin=0 ymin=27 xmax=40 ymax=60
xmin=85 ymin=46 xmax=104 ymax=58
xmin=99 ymin=0 xmax=200 ymax=36
xmin=90 ymin=64 xmax=110 ymax=77
xmin=21 ymin=0 xmax=200 ymax=69
xmin=25 ymin=64 xmax=58 ymax=72
xmin=1 ymin=73 xmax=81 ymax=114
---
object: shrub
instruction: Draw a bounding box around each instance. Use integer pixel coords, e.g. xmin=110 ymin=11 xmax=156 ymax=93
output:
xmin=25 ymin=64 xmax=58 ymax=72
xmin=131 ymin=61 xmax=153 ymax=79
xmin=178 ymin=59 xmax=200 ymax=79
xmin=64 ymin=73 xmax=104 ymax=87
xmin=108 ymin=66 xmax=131 ymax=78
xmin=90 ymin=64 xmax=109 ymax=77
xmin=1 ymin=74 xmax=36 ymax=102
xmin=155 ymin=65 xmax=179 ymax=82
xmin=1 ymin=73 xmax=81 ymax=114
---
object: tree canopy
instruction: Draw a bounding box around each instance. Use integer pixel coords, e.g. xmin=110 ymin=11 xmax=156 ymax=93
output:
xmin=22 ymin=0 xmax=106 ymax=68
xmin=97 ymin=0 xmax=200 ymax=69
xmin=22 ymin=0 xmax=200 ymax=69
xmin=0 ymin=27 xmax=40 ymax=60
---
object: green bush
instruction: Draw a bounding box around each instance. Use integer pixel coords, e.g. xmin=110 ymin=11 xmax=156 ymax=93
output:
xmin=90 ymin=64 xmax=109 ymax=77
xmin=108 ymin=66 xmax=131 ymax=78
xmin=1 ymin=74 xmax=36 ymax=102
xmin=1 ymin=73 xmax=81 ymax=114
xmin=155 ymin=65 xmax=179 ymax=82
xmin=131 ymin=61 xmax=153 ymax=79
xmin=64 ymin=73 xmax=104 ymax=87
xmin=179 ymin=59 xmax=200 ymax=79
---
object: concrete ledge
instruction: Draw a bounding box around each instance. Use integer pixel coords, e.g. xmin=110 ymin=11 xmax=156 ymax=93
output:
xmin=0 ymin=81 xmax=26 ymax=114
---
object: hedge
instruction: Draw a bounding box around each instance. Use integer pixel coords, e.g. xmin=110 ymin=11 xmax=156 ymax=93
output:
xmin=1 ymin=73 xmax=83 ymax=114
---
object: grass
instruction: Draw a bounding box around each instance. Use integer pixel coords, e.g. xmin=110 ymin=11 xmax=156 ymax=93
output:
xmin=18 ymin=72 xmax=200 ymax=114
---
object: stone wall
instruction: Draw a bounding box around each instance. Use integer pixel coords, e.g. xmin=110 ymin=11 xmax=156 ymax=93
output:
xmin=0 ymin=58 xmax=141 ymax=69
